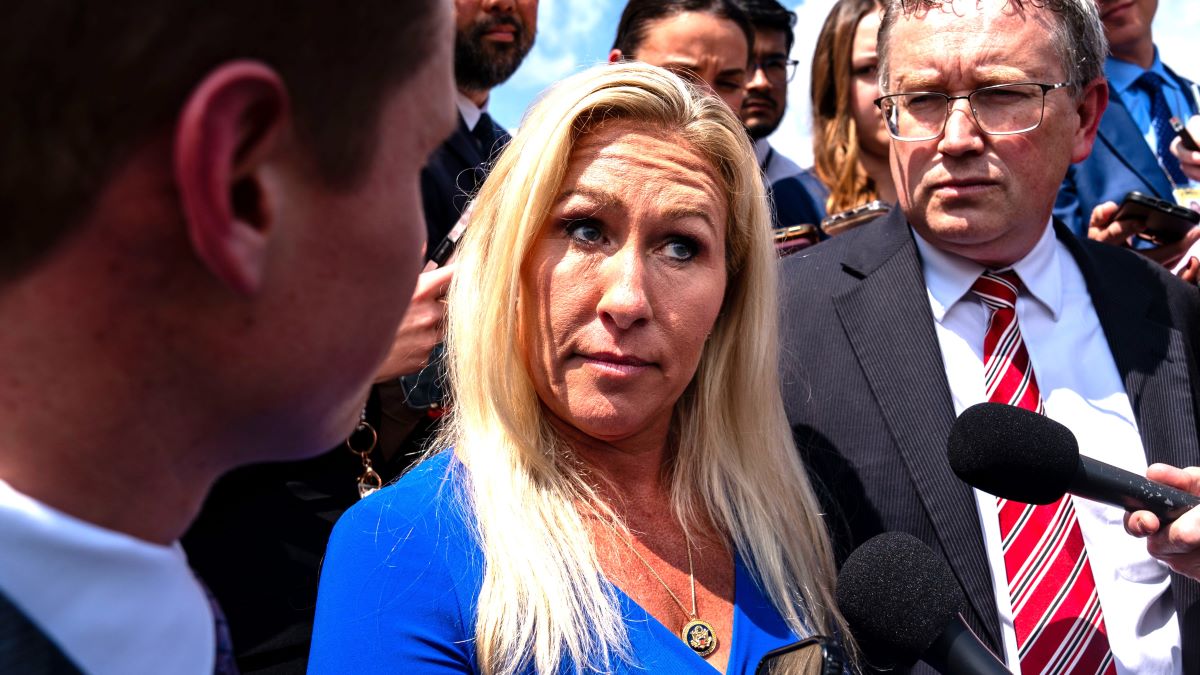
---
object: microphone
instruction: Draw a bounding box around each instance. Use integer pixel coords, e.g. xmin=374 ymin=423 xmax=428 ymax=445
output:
xmin=836 ymin=532 xmax=1009 ymax=674
xmin=948 ymin=402 xmax=1200 ymax=521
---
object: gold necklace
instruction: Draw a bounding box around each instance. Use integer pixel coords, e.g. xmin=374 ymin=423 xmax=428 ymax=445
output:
xmin=609 ymin=527 xmax=719 ymax=658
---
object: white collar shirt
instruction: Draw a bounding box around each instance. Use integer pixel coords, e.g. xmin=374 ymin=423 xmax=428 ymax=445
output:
xmin=914 ymin=221 xmax=1181 ymax=674
xmin=753 ymin=138 xmax=803 ymax=186
xmin=0 ymin=480 xmax=214 ymax=675
xmin=455 ymin=91 xmax=486 ymax=133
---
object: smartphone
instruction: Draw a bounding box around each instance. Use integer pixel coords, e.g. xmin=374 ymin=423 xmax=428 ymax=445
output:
xmin=1170 ymin=117 xmax=1199 ymax=152
xmin=1114 ymin=190 xmax=1200 ymax=245
xmin=428 ymin=203 xmax=472 ymax=266
xmin=820 ymin=200 xmax=890 ymax=236
xmin=773 ymin=223 xmax=819 ymax=257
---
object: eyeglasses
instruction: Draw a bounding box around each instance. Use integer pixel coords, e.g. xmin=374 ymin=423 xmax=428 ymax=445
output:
xmin=753 ymin=56 xmax=800 ymax=83
xmin=873 ymin=81 xmax=1071 ymax=142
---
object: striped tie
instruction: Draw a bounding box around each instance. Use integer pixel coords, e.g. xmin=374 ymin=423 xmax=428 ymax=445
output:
xmin=972 ymin=270 xmax=1116 ymax=675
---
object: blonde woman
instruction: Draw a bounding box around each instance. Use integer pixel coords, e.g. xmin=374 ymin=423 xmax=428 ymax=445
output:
xmin=309 ymin=62 xmax=847 ymax=674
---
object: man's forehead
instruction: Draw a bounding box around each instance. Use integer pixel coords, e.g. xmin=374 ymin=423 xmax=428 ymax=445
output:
xmin=886 ymin=2 xmax=1060 ymax=81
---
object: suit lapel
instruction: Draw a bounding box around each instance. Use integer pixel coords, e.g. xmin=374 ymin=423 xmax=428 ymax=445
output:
xmin=1062 ymin=225 xmax=1200 ymax=670
xmin=1062 ymin=225 xmax=1199 ymax=469
xmin=1096 ymin=89 xmax=1175 ymax=199
xmin=444 ymin=115 xmax=485 ymax=171
xmin=832 ymin=210 xmax=1002 ymax=648
xmin=0 ymin=589 xmax=83 ymax=674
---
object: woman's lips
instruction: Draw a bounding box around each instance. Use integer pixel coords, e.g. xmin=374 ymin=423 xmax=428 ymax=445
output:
xmin=577 ymin=352 xmax=653 ymax=376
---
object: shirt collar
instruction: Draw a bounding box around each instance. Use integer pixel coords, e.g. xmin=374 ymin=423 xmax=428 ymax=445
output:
xmin=456 ymin=91 xmax=487 ymax=132
xmin=0 ymin=480 xmax=215 ymax=675
xmin=754 ymin=138 xmax=773 ymax=169
xmin=1106 ymin=47 xmax=1175 ymax=96
xmin=913 ymin=218 xmax=1062 ymax=322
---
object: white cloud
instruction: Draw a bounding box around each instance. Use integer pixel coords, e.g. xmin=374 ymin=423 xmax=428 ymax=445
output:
xmin=510 ymin=0 xmax=621 ymax=90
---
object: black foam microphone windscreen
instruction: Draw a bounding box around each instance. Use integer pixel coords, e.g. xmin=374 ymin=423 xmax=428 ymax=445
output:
xmin=946 ymin=402 xmax=1078 ymax=504
xmin=835 ymin=532 xmax=966 ymax=668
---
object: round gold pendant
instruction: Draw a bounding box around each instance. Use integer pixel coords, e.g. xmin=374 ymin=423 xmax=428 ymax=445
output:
xmin=681 ymin=619 xmax=718 ymax=657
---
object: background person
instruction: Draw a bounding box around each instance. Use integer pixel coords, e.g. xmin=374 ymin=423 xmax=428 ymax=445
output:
xmin=780 ymin=0 xmax=1200 ymax=672
xmin=737 ymin=0 xmax=826 ymax=232
xmin=1057 ymin=0 xmax=1200 ymax=250
xmin=309 ymin=63 xmax=848 ymax=674
xmin=609 ymin=0 xmax=754 ymax=114
xmin=801 ymin=0 xmax=895 ymax=221
xmin=0 ymin=1 xmax=455 ymax=673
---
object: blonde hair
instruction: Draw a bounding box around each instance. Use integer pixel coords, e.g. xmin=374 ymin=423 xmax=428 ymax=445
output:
xmin=437 ymin=62 xmax=845 ymax=674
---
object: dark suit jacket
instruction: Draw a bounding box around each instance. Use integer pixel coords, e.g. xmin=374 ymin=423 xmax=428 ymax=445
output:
xmin=780 ymin=208 xmax=1200 ymax=673
xmin=1054 ymin=64 xmax=1196 ymax=236
xmin=420 ymin=113 xmax=510 ymax=248
xmin=0 ymin=590 xmax=82 ymax=674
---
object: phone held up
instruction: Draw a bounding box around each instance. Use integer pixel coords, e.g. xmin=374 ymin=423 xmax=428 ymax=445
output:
xmin=773 ymin=224 xmax=819 ymax=257
xmin=1113 ymin=190 xmax=1200 ymax=245
xmin=820 ymin=200 xmax=890 ymax=237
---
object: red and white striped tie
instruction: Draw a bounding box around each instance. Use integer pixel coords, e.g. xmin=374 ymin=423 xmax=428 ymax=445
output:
xmin=972 ymin=270 xmax=1116 ymax=675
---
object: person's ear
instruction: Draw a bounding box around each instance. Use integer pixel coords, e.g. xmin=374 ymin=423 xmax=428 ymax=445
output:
xmin=174 ymin=60 xmax=289 ymax=295
xmin=1070 ymin=76 xmax=1109 ymax=164
xmin=608 ymin=48 xmax=624 ymax=64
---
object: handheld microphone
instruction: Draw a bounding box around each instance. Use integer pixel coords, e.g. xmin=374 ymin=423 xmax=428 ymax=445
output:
xmin=948 ymin=402 xmax=1200 ymax=521
xmin=836 ymin=532 xmax=1009 ymax=675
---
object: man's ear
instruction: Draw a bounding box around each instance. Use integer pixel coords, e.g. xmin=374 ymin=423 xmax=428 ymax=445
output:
xmin=174 ymin=60 xmax=289 ymax=295
xmin=1070 ymin=76 xmax=1109 ymax=164
xmin=608 ymin=48 xmax=624 ymax=64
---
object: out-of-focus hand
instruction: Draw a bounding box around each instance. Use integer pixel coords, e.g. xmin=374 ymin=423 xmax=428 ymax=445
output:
xmin=1170 ymin=115 xmax=1200 ymax=183
xmin=1087 ymin=200 xmax=1200 ymax=268
xmin=373 ymin=262 xmax=455 ymax=383
xmin=1124 ymin=463 xmax=1200 ymax=581
xmin=1177 ymin=256 xmax=1200 ymax=284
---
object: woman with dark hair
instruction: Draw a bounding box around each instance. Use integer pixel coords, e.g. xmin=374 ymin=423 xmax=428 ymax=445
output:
xmin=808 ymin=0 xmax=895 ymax=219
xmin=609 ymin=0 xmax=754 ymax=112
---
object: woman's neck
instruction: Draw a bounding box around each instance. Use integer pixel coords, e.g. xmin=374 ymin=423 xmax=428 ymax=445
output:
xmin=859 ymin=149 xmax=897 ymax=203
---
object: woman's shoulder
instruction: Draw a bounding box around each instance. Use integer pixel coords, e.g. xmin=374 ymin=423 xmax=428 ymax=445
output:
xmin=327 ymin=450 xmax=475 ymax=561
xmin=310 ymin=450 xmax=482 ymax=671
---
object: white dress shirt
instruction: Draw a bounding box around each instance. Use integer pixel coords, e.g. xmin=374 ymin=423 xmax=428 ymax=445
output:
xmin=754 ymin=137 xmax=804 ymax=186
xmin=914 ymin=222 xmax=1182 ymax=674
xmin=456 ymin=91 xmax=485 ymax=133
xmin=0 ymin=480 xmax=215 ymax=675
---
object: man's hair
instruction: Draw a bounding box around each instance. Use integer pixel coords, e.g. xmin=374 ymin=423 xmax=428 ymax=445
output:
xmin=737 ymin=0 xmax=797 ymax=53
xmin=877 ymin=0 xmax=1106 ymax=95
xmin=612 ymin=0 xmax=755 ymax=60
xmin=1 ymin=1 xmax=443 ymax=281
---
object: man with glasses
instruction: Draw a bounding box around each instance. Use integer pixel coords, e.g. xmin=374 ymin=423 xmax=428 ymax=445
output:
xmin=736 ymin=0 xmax=826 ymax=232
xmin=779 ymin=0 xmax=1200 ymax=672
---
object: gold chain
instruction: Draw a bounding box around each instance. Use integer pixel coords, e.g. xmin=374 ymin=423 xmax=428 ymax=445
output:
xmin=606 ymin=525 xmax=697 ymax=621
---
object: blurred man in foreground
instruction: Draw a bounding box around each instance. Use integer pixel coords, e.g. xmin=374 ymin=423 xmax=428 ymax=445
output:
xmin=0 ymin=1 xmax=455 ymax=672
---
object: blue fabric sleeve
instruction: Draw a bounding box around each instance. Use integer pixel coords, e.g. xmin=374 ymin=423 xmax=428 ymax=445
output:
xmin=308 ymin=455 xmax=479 ymax=673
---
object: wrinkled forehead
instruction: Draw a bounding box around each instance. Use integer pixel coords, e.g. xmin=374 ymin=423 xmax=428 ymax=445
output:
xmin=883 ymin=1 xmax=1063 ymax=88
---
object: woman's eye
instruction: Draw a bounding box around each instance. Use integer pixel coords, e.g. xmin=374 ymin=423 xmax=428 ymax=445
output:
xmin=663 ymin=237 xmax=698 ymax=262
xmin=565 ymin=219 xmax=602 ymax=244
xmin=853 ymin=63 xmax=878 ymax=78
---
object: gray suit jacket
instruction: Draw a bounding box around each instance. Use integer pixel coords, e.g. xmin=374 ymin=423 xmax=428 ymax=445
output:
xmin=0 ymin=590 xmax=82 ymax=674
xmin=780 ymin=207 xmax=1200 ymax=673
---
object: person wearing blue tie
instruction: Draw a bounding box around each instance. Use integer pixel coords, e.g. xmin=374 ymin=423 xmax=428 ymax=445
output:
xmin=1055 ymin=0 xmax=1200 ymax=255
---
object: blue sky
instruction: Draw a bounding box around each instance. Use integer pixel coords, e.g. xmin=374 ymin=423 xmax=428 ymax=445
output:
xmin=490 ymin=0 xmax=1200 ymax=168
